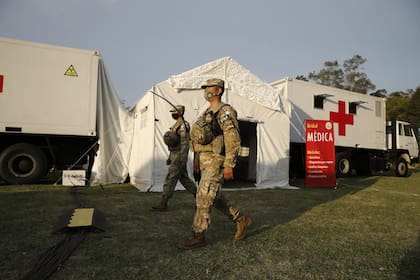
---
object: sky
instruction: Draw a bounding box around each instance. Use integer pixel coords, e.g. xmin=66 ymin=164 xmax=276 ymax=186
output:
xmin=1 ymin=0 xmax=419 ymax=106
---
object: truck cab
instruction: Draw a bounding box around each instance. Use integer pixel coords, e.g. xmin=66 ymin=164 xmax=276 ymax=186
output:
xmin=387 ymin=120 xmax=419 ymax=164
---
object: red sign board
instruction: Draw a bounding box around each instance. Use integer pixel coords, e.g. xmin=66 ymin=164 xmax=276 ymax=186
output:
xmin=0 ymin=75 xmax=3 ymax=93
xmin=305 ymin=120 xmax=336 ymax=187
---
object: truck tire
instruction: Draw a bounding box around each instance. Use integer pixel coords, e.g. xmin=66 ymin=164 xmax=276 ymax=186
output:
xmin=394 ymin=157 xmax=408 ymax=177
xmin=336 ymin=152 xmax=352 ymax=177
xmin=0 ymin=143 xmax=48 ymax=184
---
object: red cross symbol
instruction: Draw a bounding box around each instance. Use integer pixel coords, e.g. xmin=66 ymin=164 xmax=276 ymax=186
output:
xmin=329 ymin=100 xmax=354 ymax=136
xmin=0 ymin=75 xmax=3 ymax=93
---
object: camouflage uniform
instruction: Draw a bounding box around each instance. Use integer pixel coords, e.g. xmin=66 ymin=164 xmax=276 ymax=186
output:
xmin=180 ymin=79 xmax=251 ymax=248
xmin=191 ymin=103 xmax=242 ymax=233
xmin=164 ymin=113 xmax=242 ymax=220
xmin=162 ymin=118 xmax=197 ymax=197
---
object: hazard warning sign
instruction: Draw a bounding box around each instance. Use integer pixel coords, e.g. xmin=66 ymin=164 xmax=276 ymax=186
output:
xmin=64 ymin=65 xmax=78 ymax=77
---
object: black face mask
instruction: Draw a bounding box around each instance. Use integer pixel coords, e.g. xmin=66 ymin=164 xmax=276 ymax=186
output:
xmin=171 ymin=114 xmax=179 ymax=120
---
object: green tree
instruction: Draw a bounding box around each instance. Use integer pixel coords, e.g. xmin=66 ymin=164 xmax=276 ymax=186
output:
xmin=406 ymin=87 xmax=420 ymax=136
xmin=308 ymin=60 xmax=344 ymax=89
xmin=295 ymin=75 xmax=308 ymax=81
xmin=305 ymin=54 xmax=376 ymax=94
xmin=371 ymin=88 xmax=387 ymax=97
xmin=343 ymin=55 xmax=376 ymax=94
xmin=386 ymin=90 xmax=412 ymax=121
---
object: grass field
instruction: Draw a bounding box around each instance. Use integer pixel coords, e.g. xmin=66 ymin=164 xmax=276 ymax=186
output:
xmin=1 ymin=166 xmax=420 ymax=280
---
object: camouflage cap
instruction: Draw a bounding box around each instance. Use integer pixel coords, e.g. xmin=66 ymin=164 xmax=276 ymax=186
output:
xmin=170 ymin=105 xmax=185 ymax=115
xmin=201 ymin=78 xmax=225 ymax=89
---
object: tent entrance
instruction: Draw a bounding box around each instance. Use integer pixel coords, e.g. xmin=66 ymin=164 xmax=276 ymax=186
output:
xmin=232 ymin=120 xmax=257 ymax=183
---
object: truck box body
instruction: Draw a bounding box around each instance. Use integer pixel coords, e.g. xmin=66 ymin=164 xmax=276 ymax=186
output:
xmin=272 ymin=78 xmax=418 ymax=178
xmin=0 ymin=37 xmax=104 ymax=184
xmin=0 ymin=36 xmax=99 ymax=136
xmin=272 ymin=78 xmax=387 ymax=151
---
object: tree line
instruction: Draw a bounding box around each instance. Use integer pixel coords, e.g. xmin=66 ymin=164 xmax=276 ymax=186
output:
xmin=296 ymin=55 xmax=420 ymax=137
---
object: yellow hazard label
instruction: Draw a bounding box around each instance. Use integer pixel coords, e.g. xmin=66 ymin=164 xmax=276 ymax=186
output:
xmin=64 ymin=65 xmax=78 ymax=77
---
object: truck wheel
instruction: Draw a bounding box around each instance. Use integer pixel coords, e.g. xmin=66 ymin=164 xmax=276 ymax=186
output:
xmin=394 ymin=157 xmax=408 ymax=177
xmin=336 ymin=152 xmax=351 ymax=177
xmin=0 ymin=143 xmax=48 ymax=184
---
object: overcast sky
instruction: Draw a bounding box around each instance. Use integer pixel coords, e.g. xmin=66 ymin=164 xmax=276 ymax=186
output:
xmin=1 ymin=0 xmax=419 ymax=106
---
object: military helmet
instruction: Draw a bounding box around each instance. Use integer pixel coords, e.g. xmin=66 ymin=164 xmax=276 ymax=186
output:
xmin=163 ymin=131 xmax=180 ymax=148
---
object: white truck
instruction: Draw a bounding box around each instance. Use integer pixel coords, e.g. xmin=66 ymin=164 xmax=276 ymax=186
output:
xmin=271 ymin=78 xmax=419 ymax=177
xmin=0 ymin=37 xmax=101 ymax=184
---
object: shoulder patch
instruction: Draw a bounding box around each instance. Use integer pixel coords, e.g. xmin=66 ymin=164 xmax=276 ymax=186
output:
xmin=220 ymin=111 xmax=231 ymax=123
xmin=218 ymin=105 xmax=236 ymax=124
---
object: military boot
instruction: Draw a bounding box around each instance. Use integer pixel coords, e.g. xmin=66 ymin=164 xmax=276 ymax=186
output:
xmin=151 ymin=195 xmax=169 ymax=211
xmin=179 ymin=232 xmax=206 ymax=249
xmin=234 ymin=215 xmax=252 ymax=240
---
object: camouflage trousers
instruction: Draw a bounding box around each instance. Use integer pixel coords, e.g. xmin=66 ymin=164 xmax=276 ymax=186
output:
xmin=193 ymin=152 xmax=241 ymax=233
xmin=162 ymin=152 xmax=196 ymax=198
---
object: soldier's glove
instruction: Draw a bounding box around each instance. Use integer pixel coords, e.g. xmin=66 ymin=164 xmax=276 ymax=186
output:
xmin=166 ymin=159 xmax=171 ymax=165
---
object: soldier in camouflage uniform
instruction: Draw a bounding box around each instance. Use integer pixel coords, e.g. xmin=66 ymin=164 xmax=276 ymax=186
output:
xmin=151 ymin=105 xmax=197 ymax=211
xmin=180 ymin=78 xmax=252 ymax=249
xmin=152 ymin=105 xmax=248 ymax=218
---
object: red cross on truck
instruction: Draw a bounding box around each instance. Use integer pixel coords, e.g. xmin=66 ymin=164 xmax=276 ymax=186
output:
xmin=271 ymin=78 xmax=419 ymax=179
xmin=329 ymin=100 xmax=354 ymax=136
xmin=0 ymin=74 xmax=4 ymax=93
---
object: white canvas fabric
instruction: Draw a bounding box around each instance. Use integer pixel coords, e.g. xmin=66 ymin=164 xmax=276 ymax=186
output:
xmin=169 ymin=57 xmax=290 ymax=114
xmin=125 ymin=57 xmax=291 ymax=191
xmin=91 ymin=57 xmax=292 ymax=190
xmin=90 ymin=60 xmax=132 ymax=185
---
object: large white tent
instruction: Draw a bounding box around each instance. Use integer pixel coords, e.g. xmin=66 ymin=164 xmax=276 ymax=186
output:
xmin=92 ymin=57 xmax=291 ymax=191
xmin=89 ymin=60 xmax=132 ymax=185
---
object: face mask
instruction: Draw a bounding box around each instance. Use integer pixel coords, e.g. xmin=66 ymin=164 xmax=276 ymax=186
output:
xmin=204 ymin=88 xmax=217 ymax=101
xmin=171 ymin=114 xmax=179 ymax=120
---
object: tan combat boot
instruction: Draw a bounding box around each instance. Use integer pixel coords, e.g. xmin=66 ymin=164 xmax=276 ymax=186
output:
xmin=179 ymin=232 xmax=206 ymax=249
xmin=234 ymin=215 xmax=252 ymax=240
xmin=151 ymin=195 xmax=169 ymax=211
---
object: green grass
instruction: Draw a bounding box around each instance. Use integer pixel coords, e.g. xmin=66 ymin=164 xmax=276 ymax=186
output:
xmin=1 ymin=167 xmax=420 ymax=279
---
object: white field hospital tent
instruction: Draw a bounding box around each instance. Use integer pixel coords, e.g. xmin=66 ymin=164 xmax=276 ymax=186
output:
xmin=90 ymin=60 xmax=132 ymax=185
xmin=123 ymin=57 xmax=292 ymax=191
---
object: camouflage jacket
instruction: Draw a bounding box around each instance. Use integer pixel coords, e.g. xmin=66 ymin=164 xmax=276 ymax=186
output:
xmin=169 ymin=118 xmax=190 ymax=162
xmin=203 ymin=103 xmax=241 ymax=168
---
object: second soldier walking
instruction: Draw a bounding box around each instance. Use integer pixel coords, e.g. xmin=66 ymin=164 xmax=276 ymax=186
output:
xmin=151 ymin=105 xmax=196 ymax=211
